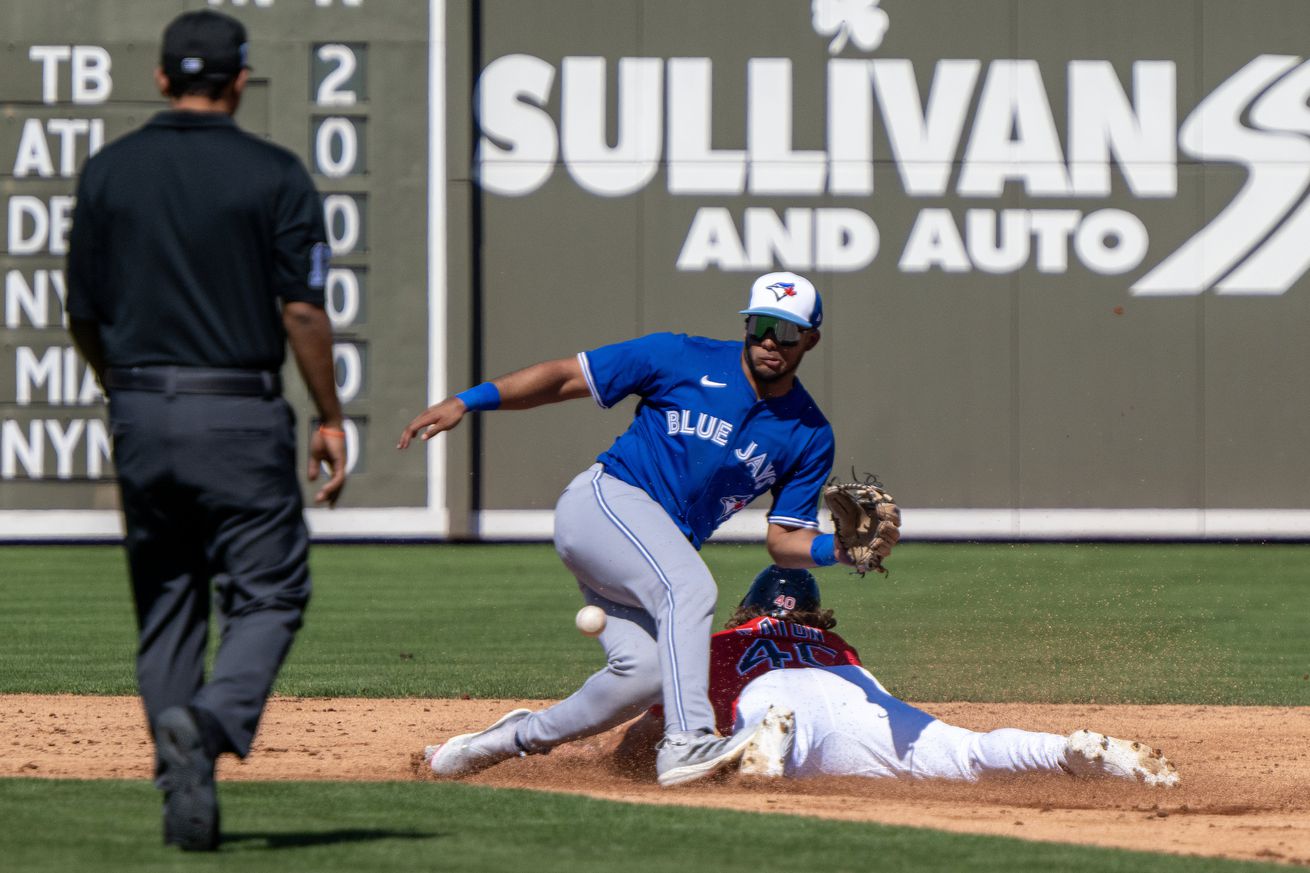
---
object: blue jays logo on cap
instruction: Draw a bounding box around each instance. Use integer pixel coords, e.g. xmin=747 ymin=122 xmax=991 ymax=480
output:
xmin=767 ymin=282 xmax=797 ymax=301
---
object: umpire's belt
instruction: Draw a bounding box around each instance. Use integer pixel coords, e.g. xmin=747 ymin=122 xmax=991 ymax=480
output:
xmin=106 ymin=366 xmax=281 ymax=398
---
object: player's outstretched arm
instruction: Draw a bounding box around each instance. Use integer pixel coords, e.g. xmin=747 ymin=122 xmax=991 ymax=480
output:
xmin=397 ymin=356 xmax=590 ymax=449
xmin=494 ymin=356 xmax=591 ymax=410
xmin=766 ymin=523 xmax=854 ymax=569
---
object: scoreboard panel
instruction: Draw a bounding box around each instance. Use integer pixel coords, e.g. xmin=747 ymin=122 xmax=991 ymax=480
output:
xmin=0 ymin=0 xmax=448 ymax=539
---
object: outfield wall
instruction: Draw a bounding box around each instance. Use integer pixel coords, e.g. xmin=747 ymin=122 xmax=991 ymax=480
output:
xmin=3 ymin=0 xmax=1310 ymax=541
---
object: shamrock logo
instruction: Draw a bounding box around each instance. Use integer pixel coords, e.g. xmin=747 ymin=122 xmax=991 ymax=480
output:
xmin=811 ymin=0 xmax=890 ymax=55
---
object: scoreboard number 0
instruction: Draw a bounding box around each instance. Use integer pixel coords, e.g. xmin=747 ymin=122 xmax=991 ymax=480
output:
xmin=314 ymin=116 xmax=363 ymax=177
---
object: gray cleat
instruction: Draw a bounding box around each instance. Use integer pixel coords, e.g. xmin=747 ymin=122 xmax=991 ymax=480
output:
xmin=425 ymin=709 xmax=532 ymax=777
xmin=656 ymin=722 xmax=763 ymax=787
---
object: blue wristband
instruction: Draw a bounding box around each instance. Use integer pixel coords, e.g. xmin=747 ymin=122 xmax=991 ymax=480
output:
xmin=810 ymin=533 xmax=837 ymax=567
xmin=455 ymin=382 xmax=501 ymax=412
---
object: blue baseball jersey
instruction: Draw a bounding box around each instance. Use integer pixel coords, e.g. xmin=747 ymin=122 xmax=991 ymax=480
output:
xmin=578 ymin=333 xmax=834 ymax=548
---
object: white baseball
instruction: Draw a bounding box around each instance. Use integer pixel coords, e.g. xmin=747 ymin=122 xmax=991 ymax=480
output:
xmin=575 ymin=605 xmax=607 ymax=637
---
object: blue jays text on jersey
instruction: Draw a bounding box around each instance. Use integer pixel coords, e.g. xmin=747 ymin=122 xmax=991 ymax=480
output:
xmin=577 ymin=333 xmax=835 ymax=548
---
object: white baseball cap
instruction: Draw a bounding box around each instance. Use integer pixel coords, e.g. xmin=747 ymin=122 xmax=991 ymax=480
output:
xmin=739 ymin=271 xmax=823 ymax=329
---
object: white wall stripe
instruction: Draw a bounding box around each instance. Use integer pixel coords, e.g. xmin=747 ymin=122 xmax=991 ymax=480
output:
xmin=425 ymin=0 xmax=448 ymax=533
xmin=474 ymin=508 xmax=1310 ymax=542
xmin=6 ymin=508 xmax=1310 ymax=542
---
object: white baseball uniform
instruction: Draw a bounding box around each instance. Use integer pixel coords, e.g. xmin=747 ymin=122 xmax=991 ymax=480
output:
xmin=717 ymin=617 xmax=1068 ymax=780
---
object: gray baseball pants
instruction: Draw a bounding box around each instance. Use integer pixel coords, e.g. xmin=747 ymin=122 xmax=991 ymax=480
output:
xmin=110 ymin=387 xmax=310 ymax=765
xmin=515 ymin=464 xmax=718 ymax=751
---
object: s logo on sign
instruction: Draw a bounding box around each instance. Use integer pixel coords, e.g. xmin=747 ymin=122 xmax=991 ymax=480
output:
xmin=1132 ymin=55 xmax=1310 ymax=296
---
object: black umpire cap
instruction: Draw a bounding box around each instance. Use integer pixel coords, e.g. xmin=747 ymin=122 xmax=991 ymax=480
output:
xmin=160 ymin=10 xmax=250 ymax=81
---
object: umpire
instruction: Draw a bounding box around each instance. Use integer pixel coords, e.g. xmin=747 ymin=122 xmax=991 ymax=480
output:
xmin=65 ymin=10 xmax=346 ymax=852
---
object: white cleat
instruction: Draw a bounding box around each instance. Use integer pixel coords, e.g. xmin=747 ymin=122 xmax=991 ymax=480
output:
xmin=739 ymin=706 xmax=795 ymax=778
xmin=426 ymin=709 xmax=532 ymax=777
xmin=656 ymin=722 xmax=763 ymax=787
xmin=1063 ymin=729 xmax=1180 ymax=788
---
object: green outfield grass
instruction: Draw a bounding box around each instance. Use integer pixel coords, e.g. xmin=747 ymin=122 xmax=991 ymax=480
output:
xmin=0 ymin=778 xmax=1287 ymax=873
xmin=1 ymin=541 xmax=1305 ymax=872
xmin=1 ymin=543 xmax=1305 ymax=704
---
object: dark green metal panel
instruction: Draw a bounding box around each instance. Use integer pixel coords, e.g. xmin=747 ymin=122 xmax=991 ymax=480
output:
xmin=0 ymin=0 xmax=431 ymax=523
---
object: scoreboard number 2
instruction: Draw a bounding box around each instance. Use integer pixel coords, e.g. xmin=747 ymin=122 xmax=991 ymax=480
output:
xmin=314 ymin=43 xmax=364 ymax=106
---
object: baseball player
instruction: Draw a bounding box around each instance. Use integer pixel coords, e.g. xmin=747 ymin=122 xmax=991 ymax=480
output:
xmin=400 ymin=272 xmax=865 ymax=786
xmin=696 ymin=566 xmax=1180 ymax=785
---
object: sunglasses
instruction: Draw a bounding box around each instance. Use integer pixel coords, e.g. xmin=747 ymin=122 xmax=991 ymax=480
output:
xmin=745 ymin=314 xmax=804 ymax=346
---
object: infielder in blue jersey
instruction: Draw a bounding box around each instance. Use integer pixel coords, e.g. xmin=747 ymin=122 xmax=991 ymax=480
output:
xmin=398 ymin=271 xmax=875 ymax=786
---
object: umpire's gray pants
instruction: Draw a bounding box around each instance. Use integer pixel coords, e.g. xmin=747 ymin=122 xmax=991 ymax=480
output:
xmin=516 ymin=465 xmax=718 ymax=751
xmin=110 ymin=388 xmax=310 ymax=764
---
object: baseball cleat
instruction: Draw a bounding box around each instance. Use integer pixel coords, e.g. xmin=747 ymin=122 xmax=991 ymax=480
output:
xmin=154 ymin=707 xmax=219 ymax=851
xmin=427 ymin=708 xmax=532 ymax=777
xmin=1063 ymin=729 xmax=1180 ymax=788
xmin=656 ymin=722 xmax=764 ymax=787
xmin=738 ymin=706 xmax=795 ymax=778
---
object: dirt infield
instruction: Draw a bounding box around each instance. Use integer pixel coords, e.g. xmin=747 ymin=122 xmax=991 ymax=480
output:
xmin=3 ymin=695 xmax=1307 ymax=866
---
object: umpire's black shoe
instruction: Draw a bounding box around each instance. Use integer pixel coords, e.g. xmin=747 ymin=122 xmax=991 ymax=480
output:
xmin=154 ymin=706 xmax=219 ymax=851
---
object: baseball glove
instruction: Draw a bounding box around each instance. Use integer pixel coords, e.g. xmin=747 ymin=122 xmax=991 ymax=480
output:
xmin=823 ymin=476 xmax=901 ymax=576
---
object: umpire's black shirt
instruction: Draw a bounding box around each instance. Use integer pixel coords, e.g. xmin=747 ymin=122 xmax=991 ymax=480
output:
xmin=66 ymin=110 xmax=328 ymax=370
